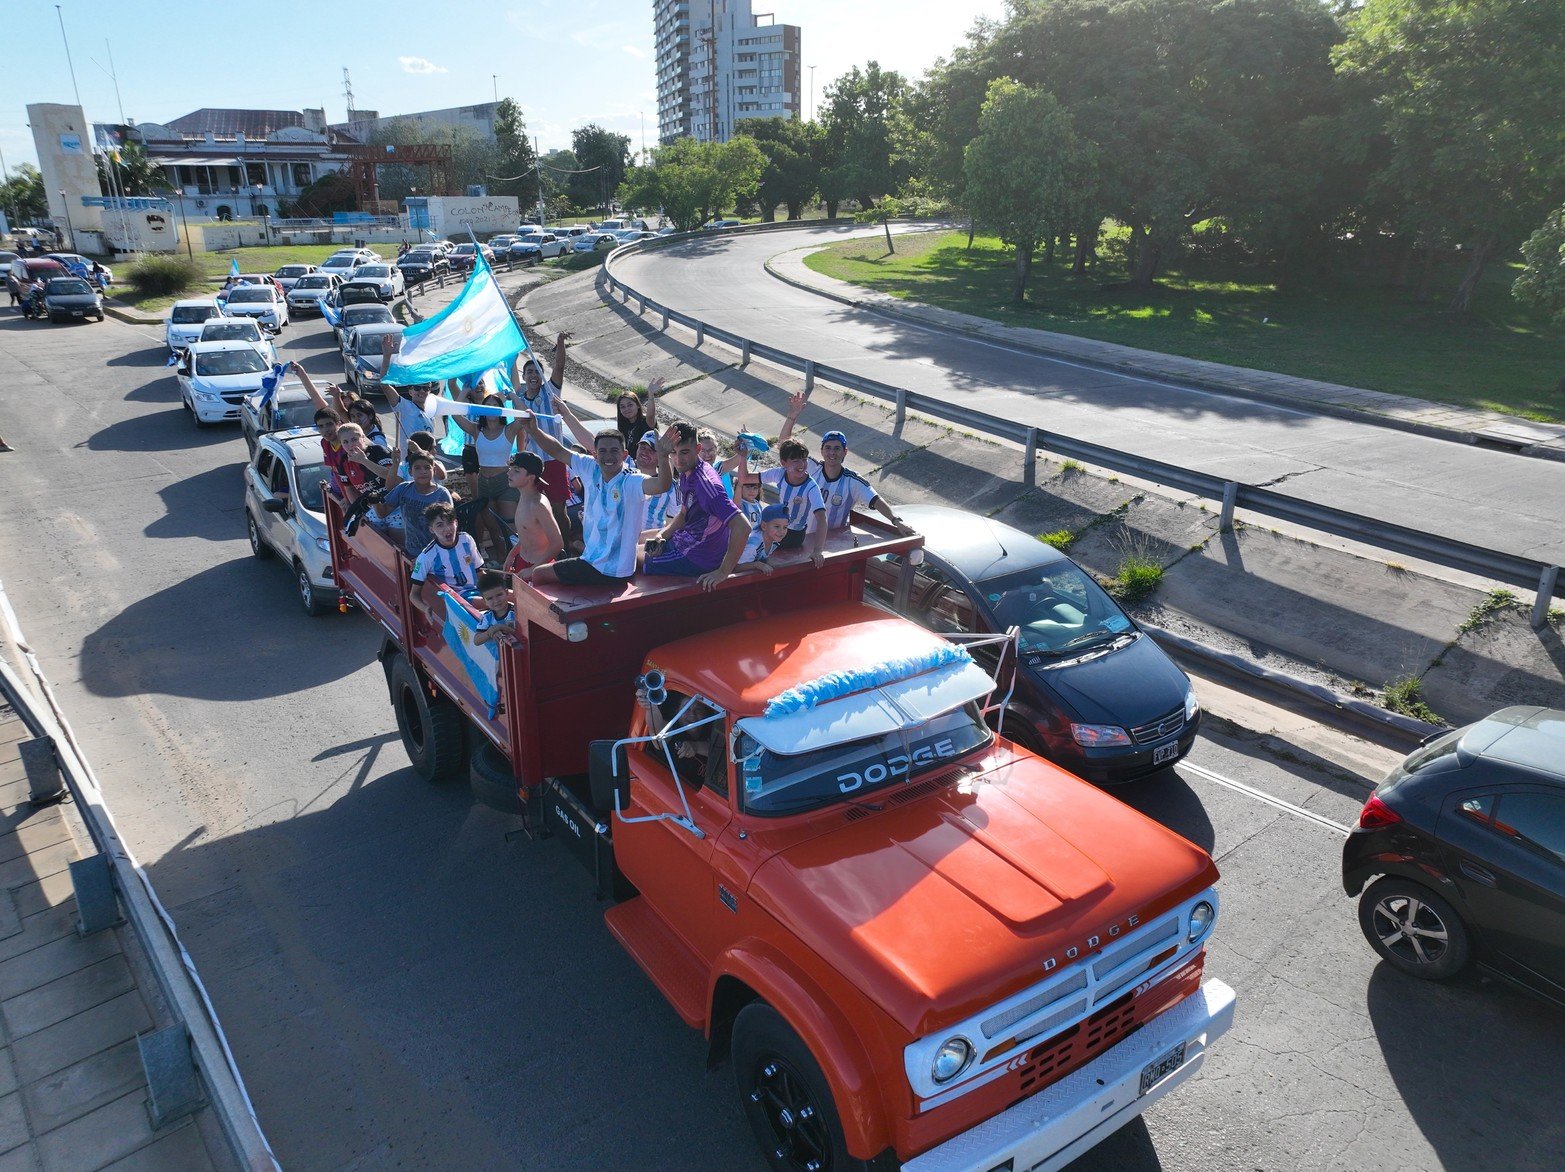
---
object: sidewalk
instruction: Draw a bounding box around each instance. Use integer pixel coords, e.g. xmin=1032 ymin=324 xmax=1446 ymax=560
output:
xmin=766 ymin=246 xmax=1565 ymax=462
xmin=0 ymin=695 xmax=221 ymax=1171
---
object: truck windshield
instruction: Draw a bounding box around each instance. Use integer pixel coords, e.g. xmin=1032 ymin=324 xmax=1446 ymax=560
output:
xmin=736 ymin=704 xmax=991 ymax=817
xmin=983 ymin=564 xmax=1134 ymax=656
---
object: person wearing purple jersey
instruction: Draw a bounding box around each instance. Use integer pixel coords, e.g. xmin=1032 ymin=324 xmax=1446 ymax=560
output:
xmin=644 ymin=422 xmax=750 ymax=590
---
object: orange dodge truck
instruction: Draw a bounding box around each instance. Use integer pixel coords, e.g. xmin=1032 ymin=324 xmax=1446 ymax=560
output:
xmin=328 ymin=503 xmax=1236 ymax=1171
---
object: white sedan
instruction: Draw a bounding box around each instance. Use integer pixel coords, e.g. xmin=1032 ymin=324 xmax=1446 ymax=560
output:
xmin=198 ymin=316 xmax=278 ymax=366
xmin=176 ymin=340 xmax=273 ymax=427
xmin=219 ymin=284 xmax=289 ymax=330
xmin=347 ymin=263 xmax=405 ymax=299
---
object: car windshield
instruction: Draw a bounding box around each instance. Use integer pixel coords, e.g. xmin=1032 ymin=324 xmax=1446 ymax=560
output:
xmin=982 ymin=564 xmax=1134 ymax=656
xmin=226 ymin=287 xmax=272 ymax=303
xmin=294 ymin=462 xmax=329 ymax=513
xmin=171 ymin=305 xmax=216 ymax=323
xmin=453 ymin=244 xmax=475 ymax=254
xmin=194 ymin=349 xmax=268 ymax=376
xmin=272 ymin=400 xmax=318 ymax=431
xmin=277 ymin=265 xmax=309 ymax=277
xmin=357 ymin=266 xmax=390 ymax=277
xmin=203 ymin=322 xmax=260 ymax=341
xmin=737 ymin=704 xmax=992 ymax=817
xmin=47 ymin=279 xmax=91 ymax=295
xmin=522 ymin=234 xmax=545 ymax=244
xmin=295 ymin=276 xmax=332 ymax=289
xmin=355 ymin=331 xmax=401 ymax=355
xmin=322 ymin=257 xmax=354 ymax=268
xmin=344 ymin=306 xmax=390 ymax=324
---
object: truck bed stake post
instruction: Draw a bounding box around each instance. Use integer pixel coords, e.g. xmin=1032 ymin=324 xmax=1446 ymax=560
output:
xmin=1023 ymin=427 xmax=1038 ymax=486
xmin=1219 ymin=480 xmax=1239 ymax=531
xmin=804 ymin=360 xmax=815 ymax=394
xmin=1532 ymin=565 xmax=1559 ymax=629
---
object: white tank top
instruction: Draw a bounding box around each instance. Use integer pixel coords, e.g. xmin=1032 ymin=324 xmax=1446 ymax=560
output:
xmin=474 ymin=426 xmax=514 ymax=466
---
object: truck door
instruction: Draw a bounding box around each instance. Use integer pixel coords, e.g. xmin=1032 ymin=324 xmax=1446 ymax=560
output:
xmin=621 ymin=692 xmax=735 ymax=961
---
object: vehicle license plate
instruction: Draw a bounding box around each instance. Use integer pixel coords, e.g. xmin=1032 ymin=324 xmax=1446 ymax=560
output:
xmin=1139 ymin=1041 xmax=1186 ymax=1096
xmin=71 ymin=310 xmax=83 ymax=317
xmin=1152 ymin=741 xmax=1180 ymax=765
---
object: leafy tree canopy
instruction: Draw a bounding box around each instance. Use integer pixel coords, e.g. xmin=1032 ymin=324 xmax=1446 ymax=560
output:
xmin=619 ymin=136 xmax=765 ymax=232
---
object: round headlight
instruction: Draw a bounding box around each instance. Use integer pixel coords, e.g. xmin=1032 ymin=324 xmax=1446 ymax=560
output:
xmin=1188 ymin=900 xmax=1215 ymax=942
xmin=931 ymin=1037 xmax=974 ymax=1085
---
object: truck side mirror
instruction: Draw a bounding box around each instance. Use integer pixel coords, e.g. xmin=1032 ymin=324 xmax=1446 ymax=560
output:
xmin=588 ymin=739 xmax=629 ymax=814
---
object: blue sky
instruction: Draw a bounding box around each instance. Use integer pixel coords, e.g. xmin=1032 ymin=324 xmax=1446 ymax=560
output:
xmin=0 ymin=0 xmax=1004 ymax=174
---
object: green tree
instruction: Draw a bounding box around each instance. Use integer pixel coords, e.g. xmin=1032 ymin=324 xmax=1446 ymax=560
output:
xmin=619 ymin=136 xmax=765 ymax=232
xmin=570 ymin=125 xmax=632 ymax=213
xmin=491 ymin=98 xmax=540 ymax=211
xmin=0 ymin=164 xmax=48 ymax=224
xmin=96 ymin=141 xmax=170 ymax=198
xmin=293 ymin=172 xmax=357 ymax=217
xmin=1338 ymin=0 xmax=1565 ymax=312
xmin=964 ymin=79 xmax=1098 ymax=303
xmin=819 ymin=62 xmax=909 ymax=208
xmin=1513 ymin=205 xmax=1565 ymax=391
xmin=736 ymin=117 xmax=819 ymax=220
xmin=367 ymin=119 xmax=498 ymax=201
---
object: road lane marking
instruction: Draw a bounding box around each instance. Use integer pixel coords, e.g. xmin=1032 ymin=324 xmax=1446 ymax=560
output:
xmin=1177 ymin=760 xmax=1353 ymax=836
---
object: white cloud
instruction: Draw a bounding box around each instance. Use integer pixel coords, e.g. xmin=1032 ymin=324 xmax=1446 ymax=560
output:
xmin=398 ymin=56 xmax=447 ymax=75
xmin=623 ymin=45 xmax=647 ymax=58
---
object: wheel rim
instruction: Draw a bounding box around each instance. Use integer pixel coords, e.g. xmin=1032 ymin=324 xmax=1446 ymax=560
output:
xmin=247 ymin=515 xmax=261 ymax=552
xmin=749 ymin=1056 xmax=831 ymax=1172
xmin=297 ymin=566 xmax=314 ymax=609
xmin=1372 ymin=893 xmax=1451 ymax=967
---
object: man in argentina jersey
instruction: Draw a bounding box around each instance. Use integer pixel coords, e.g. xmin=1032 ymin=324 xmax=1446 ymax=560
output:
xmin=634 ymin=431 xmax=677 ymax=535
xmin=759 ymin=439 xmax=828 ymax=567
xmin=777 ymin=392 xmax=913 ymax=534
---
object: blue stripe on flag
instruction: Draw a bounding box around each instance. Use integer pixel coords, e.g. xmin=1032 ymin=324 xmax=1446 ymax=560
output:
xmin=320 ymin=299 xmax=342 ymax=329
xmin=383 ymin=253 xmax=527 ymax=385
xmin=229 ymin=258 xmax=241 ymax=279
xmin=257 ymin=362 xmax=287 ymax=408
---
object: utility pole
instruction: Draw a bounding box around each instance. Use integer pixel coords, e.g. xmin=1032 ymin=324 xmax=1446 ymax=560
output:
xmin=106 ymin=40 xmax=127 ymax=124
xmin=55 ymin=6 xmax=83 ymax=108
xmin=342 ymin=67 xmax=355 ymax=119
xmin=492 ymin=75 xmax=499 ymax=104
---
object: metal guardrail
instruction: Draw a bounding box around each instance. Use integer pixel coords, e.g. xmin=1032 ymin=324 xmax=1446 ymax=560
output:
xmin=602 ymin=222 xmax=1564 ymax=628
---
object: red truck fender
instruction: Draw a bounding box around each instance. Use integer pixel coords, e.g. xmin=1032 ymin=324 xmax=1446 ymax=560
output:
xmin=710 ymin=939 xmax=894 ymax=1160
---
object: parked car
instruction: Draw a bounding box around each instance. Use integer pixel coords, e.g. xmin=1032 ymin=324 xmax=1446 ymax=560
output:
xmin=864 ymin=504 xmax=1200 ymax=783
xmin=514 ymin=224 xmax=541 ymax=237
xmin=175 ymin=340 xmax=272 ymax=427
xmin=285 ymin=273 xmax=342 ymax=316
xmin=333 ymin=302 xmax=395 ymax=341
xmin=341 ymin=322 xmax=404 ymax=391
xmin=240 ymin=381 xmax=317 ymax=457
xmin=319 ymin=251 xmax=371 ymax=279
xmin=612 ymin=229 xmax=657 ymax=246
xmin=0 ymin=251 xmax=18 ymax=272
xmin=164 ymin=297 xmax=223 ymax=351
xmin=551 ymin=225 xmax=591 ymax=240
xmin=510 ymin=232 xmax=566 ymax=262
xmin=571 ymin=232 xmax=618 ymax=254
xmin=345 ymin=263 xmax=404 ymax=300
xmin=199 ymin=316 xmax=277 ymax=366
xmin=219 ymin=283 xmax=288 ymax=330
xmin=6 ymin=257 xmax=67 ymax=302
xmin=39 ymin=276 xmax=104 ymax=323
xmin=703 ymin=218 xmax=743 ymax=229
xmin=272 ymin=263 xmax=317 ymax=292
xmin=448 ymin=242 xmax=495 ymax=272
xmin=488 ymin=234 xmax=521 ymax=254
xmin=396 ymin=249 xmax=446 ymax=284
xmin=45 ymin=253 xmax=112 ymax=286
xmin=243 ymin=429 xmax=338 ymax=616
xmin=1343 ymin=706 xmax=1565 ymax=1006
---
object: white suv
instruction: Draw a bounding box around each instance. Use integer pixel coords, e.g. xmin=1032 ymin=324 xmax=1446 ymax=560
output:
xmin=243 ymin=429 xmax=339 ymax=616
xmin=175 ymin=340 xmax=271 ymax=427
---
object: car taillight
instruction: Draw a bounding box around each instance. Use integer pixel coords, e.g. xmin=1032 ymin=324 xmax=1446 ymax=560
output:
xmin=1357 ymin=795 xmax=1401 ymax=830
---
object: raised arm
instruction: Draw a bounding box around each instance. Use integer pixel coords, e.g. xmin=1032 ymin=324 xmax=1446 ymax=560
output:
xmin=291 ymin=362 xmax=333 ymax=413
xmin=643 ymin=376 xmax=663 ymax=430
xmin=555 ymin=396 xmax=597 ymax=452
xmin=641 ymin=424 xmax=678 ymax=497
xmin=776 ymin=391 xmax=807 ymax=445
xmin=523 ymin=416 xmax=572 ymax=463
xmin=379 ymin=334 xmax=405 ymax=406
xmin=551 ymin=331 xmax=570 ymax=387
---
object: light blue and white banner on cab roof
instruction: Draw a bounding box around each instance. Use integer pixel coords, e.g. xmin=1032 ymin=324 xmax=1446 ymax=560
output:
xmin=384 ymin=255 xmax=528 ymax=385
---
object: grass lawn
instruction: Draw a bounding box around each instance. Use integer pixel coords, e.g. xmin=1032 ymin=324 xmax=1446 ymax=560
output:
xmin=804 ymin=230 xmax=1565 ymax=421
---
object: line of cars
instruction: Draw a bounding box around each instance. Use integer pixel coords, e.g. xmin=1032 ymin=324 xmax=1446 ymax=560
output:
xmin=5 ymin=253 xmax=107 ymax=323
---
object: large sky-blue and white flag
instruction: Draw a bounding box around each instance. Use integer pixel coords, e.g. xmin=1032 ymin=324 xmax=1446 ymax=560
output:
xmin=320 ymin=297 xmax=342 ymax=329
xmin=384 ymin=254 xmax=527 ymax=385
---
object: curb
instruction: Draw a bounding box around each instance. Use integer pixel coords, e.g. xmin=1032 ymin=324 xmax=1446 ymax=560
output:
xmin=103 ymin=299 xmax=164 ymax=325
xmin=762 ymin=252 xmax=1565 ymax=464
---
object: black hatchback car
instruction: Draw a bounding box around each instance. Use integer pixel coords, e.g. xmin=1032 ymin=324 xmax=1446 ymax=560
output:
xmin=865 ymin=504 xmax=1199 ymax=783
xmin=1343 ymin=706 xmax=1565 ymax=1006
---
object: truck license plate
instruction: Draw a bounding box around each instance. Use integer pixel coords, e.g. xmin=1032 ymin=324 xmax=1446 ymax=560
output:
xmin=1152 ymin=741 xmax=1180 ymax=765
xmin=1139 ymin=1042 xmax=1186 ymax=1096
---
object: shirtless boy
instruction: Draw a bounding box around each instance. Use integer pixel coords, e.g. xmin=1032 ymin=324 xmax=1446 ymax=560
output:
xmin=502 ymin=451 xmax=564 ymax=574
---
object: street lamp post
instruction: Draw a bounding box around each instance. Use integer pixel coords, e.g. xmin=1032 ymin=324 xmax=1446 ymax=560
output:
xmin=57 ymin=190 xmax=75 ymax=250
xmin=177 ymin=189 xmax=194 ymax=259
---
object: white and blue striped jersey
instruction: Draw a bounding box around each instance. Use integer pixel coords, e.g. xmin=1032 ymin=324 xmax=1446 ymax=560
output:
xmin=760 ymin=468 xmax=826 ymax=532
xmin=738 ymin=527 xmax=781 ymax=566
xmin=643 ymin=485 xmax=676 ymax=530
xmin=410 ymin=533 xmax=483 ymax=592
xmin=807 ymin=461 xmax=879 ymax=529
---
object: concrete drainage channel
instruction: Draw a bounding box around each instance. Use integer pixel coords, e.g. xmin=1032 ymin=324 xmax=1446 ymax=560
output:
xmin=520 ymin=230 xmax=1564 ymax=742
xmin=0 ymin=582 xmax=278 ymax=1171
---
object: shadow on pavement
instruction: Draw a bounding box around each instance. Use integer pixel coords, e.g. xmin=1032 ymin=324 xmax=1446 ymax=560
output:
xmin=145 ymin=464 xmax=246 ymax=541
xmin=1113 ymin=770 xmax=1217 ymax=853
xmin=106 ymin=348 xmax=170 ymax=368
xmin=86 ymin=407 xmax=239 ymax=452
xmin=1365 ymin=963 xmax=1565 ymax=1171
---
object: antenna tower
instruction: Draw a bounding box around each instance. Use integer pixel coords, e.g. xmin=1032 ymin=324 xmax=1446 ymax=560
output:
xmin=342 ymin=67 xmax=355 ymax=118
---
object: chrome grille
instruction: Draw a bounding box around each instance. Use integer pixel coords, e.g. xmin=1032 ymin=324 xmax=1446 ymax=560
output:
xmin=1129 ymin=707 xmax=1184 ymax=745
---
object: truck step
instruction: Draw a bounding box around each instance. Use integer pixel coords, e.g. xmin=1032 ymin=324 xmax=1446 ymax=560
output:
xmin=604 ymin=897 xmax=708 ymax=1029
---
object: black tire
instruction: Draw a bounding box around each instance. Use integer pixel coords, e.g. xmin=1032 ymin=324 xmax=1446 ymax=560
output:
xmin=1358 ymin=877 xmax=1471 ymax=981
xmin=389 ymin=654 xmax=467 ymax=783
xmin=469 ymin=738 xmax=527 ymax=814
xmin=733 ymin=1004 xmax=864 ymax=1172
xmin=295 ymin=561 xmax=330 ymax=617
xmin=246 ymin=511 xmax=274 ymax=560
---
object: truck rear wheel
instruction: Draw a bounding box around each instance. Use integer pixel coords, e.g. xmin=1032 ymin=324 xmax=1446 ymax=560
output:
xmin=733 ymin=1003 xmax=864 ymax=1172
xmin=389 ymin=655 xmax=467 ymax=783
xmin=469 ymin=738 xmax=527 ymax=814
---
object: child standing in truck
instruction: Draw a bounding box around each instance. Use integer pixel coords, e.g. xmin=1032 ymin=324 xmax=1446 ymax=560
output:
xmin=734 ymin=505 xmax=791 ymax=576
xmin=410 ymin=502 xmax=483 ymax=608
xmin=759 ymin=439 xmax=828 ymax=567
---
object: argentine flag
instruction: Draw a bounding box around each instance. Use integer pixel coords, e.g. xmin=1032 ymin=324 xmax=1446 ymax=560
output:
xmin=257 ymin=362 xmax=288 ymax=409
xmin=384 ymin=253 xmax=527 ymax=385
xmin=229 ymin=258 xmax=241 ymax=280
xmin=320 ymin=298 xmax=343 ymax=329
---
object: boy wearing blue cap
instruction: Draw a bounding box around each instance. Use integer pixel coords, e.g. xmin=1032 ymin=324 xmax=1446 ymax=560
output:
xmin=778 ymin=391 xmax=912 ymax=533
xmin=736 ymin=504 xmax=792 ymax=575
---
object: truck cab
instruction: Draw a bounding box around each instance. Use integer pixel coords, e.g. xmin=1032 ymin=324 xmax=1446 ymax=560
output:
xmin=326 ymin=504 xmax=1234 ymax=1171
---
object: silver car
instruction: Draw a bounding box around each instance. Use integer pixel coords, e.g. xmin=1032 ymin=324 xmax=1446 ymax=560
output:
xmin=243 ymin=429 xmax=338 ymax=617
xmin=286 ymin=273 xmax=342 ymax=316
xmin=240 ymin=381 xmax=317 ymax=457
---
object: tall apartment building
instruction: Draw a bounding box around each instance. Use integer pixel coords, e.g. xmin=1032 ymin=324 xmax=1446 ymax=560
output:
xmin=655 ymin=1 xmax=801 ymax=145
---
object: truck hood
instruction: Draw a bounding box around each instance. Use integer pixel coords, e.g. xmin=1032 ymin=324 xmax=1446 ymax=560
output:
xmin=745 ymin=752 xmax=1217 ymax=1035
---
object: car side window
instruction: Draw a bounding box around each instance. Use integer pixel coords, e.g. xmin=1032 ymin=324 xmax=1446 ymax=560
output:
xmin=255 ymin=451 xmax=275 ymax=483
xmin=1456 ymin=794 xmax=1495 ymax=826
xmin=863 ymin=552 xmax=902 ymax=606
xmin=267 ymin=456 xmax=290 ymax=498
xmin=1490 ymin=793 xmax=1565 ymax=864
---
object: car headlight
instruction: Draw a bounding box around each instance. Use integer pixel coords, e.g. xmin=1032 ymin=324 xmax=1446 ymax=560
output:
xmin=1188 ymin=900 xmax=1215 ymax=942
xmin=1070 ymin=723 xmax=1132 ymax=748
xmin=194 ymin=390 xmax=219 ymax=403
xmin=315 ymin=537 xmax=332 ymax=553
xmin=1184 ymin=687 xmax=1200 ymax=722
xmin=931 ymin=1037 xmax=974 ymax=1085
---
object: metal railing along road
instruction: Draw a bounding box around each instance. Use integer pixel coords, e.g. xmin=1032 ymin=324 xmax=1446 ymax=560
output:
xmin=602 ymin=222 xmax=1564 ymax=628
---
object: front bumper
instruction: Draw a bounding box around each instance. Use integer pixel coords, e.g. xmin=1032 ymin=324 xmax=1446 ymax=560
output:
xmin=190 ymin=396 xmax=240 ymax=423
xmin=903 ymin=979 xmax=1236 ymax=1172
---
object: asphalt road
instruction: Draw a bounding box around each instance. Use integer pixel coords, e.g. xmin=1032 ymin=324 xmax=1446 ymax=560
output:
xmin=611 ymin=224 xmax=1565 ymax=568
xmin=0 ymin=300 xmax=1559 ymax=1171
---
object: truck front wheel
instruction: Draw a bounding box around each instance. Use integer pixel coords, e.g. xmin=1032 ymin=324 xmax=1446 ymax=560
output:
xmin=389 ymin=655 xmax=467 ymax=783
xmin=733 ymin=1003 xmax=864 ymax=1172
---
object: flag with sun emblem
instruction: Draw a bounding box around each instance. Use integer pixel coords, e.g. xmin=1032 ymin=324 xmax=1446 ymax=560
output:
xmin=384 ymin=251 xmax=528 ymax=385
